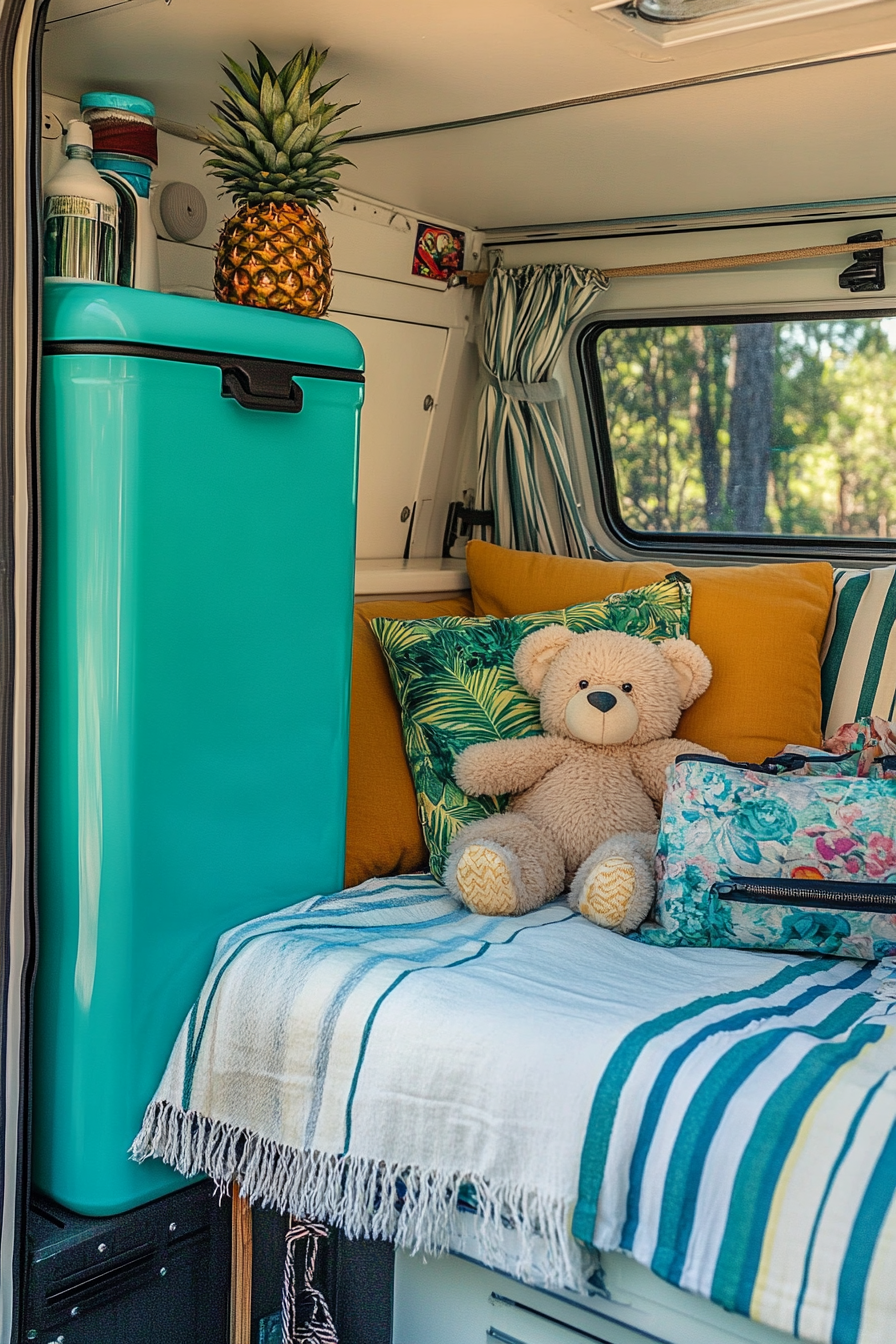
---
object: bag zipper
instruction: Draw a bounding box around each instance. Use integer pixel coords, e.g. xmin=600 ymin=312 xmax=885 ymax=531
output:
xmin=714 ymin=877 xmax=896 ymax=913
xmin=675 ymin=752 xmax=862 ymax=774
xmin=676 ymin=752 xmax=896 ymax=775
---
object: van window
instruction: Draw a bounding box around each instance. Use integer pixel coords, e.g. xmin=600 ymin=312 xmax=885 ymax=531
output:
xmin=581 ymin=314 xmax=896 ymax=547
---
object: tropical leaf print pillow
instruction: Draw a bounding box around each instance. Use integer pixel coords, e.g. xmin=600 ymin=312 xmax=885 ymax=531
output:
xmin=370 ymin=572 xmax=691 ymax=882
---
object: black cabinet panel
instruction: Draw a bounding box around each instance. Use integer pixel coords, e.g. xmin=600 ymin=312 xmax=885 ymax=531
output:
xmin=25 ymin=1182 xmax=230 ymax=1344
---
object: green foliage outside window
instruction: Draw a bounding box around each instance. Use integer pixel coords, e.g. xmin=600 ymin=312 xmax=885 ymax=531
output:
xmin=594 ymin=317 xmax=896 ymax=538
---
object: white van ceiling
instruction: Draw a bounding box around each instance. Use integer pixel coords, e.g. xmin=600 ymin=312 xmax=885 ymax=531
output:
xmin=42 ymin=0 xmax=896 ymax=228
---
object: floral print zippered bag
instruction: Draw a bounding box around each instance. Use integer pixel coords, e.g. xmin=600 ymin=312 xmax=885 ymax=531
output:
xmin=643 ymin=752 xmax=896 ymax=959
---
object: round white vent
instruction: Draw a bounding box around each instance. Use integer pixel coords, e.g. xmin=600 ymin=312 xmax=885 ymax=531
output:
xmin=152 ymin=181 xmax=208 ymax=243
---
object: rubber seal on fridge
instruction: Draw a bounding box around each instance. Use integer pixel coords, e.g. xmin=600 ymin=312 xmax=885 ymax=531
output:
xmin=42 ymin=339 xmax=365 ymax=384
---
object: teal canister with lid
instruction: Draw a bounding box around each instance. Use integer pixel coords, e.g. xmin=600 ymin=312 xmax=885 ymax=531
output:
xmin=81 ymin=91 xmax=160 ymax=291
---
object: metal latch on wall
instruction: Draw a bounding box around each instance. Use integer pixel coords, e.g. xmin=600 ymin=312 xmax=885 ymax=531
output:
xmin=839 ymin=230 xmax=886 ymax=293
xmin=443 ymin=500 xmax=495 ymax=557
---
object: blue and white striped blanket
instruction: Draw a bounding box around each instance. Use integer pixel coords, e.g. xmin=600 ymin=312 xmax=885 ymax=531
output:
xmin=134 ymin=876 xmax=896 ymax=1344
xmin=575 ymin=954 xmax=896 ymax=1344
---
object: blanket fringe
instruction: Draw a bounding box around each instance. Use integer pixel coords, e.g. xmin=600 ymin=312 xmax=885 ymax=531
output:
xmin=131 ymin=1100 xmax=588 ymax=1292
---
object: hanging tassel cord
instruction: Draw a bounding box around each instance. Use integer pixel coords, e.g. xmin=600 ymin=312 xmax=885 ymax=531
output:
xmin=281 ymin=1219 xmax=339 ymax=1344
xmin=453 ymin=235 xmax=896 ymax=286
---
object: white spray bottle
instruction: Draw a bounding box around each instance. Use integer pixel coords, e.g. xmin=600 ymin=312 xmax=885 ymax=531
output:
xmin=43 ymin=120 xmax=119 ymax=282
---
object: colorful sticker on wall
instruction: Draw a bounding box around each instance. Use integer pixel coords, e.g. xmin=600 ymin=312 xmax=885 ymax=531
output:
xmin=412 ymin=222 xmax=465 ymax=281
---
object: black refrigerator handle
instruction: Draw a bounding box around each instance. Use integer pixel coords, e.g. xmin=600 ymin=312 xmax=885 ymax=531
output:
xmin=221 ymin=362 xmax=304 ymax=413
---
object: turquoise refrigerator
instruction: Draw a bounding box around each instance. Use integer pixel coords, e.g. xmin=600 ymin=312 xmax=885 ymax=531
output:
xmin=35 ymin=281 xmax=364 ymax=1215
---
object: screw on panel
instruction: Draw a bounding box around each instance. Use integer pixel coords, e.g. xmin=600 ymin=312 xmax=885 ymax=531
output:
xmin=400 ymin=506 xmax=410 ymax=522
xmin=97 ymin=1242 xmax=107 ymax=1253
xmin=423 ymin=395 xmax=435 ymax=411
xmin=70 ymin=1306 xmax=78 ymax=1316
xmin=169 ymin=1222 xmax=176 ymax=1232
xmin=25 ymin=1330 xmax=36 ymax=1340
xmin=160 ymin=1266 xmax=167 ymax=1276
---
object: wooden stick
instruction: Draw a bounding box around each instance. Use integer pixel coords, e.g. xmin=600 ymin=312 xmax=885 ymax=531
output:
xmin=453 ymin=236 xmax=896 ymax=286
xmin=230 ymin=1183 xmax=253 ymax=1344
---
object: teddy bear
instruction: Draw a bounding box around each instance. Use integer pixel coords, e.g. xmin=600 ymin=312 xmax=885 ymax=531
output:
xmin=443 ymin=626 xmax=715 ymax=933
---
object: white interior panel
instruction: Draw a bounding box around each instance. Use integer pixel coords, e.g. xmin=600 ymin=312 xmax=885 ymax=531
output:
xmin=497 ymin=217 xmax=896 ymax=305
xmin=330 ymin=312 xmax=448 ymax=559
xmin=393 ymin=1248 xmax=794 ymax=1344
xmin=41 ymin=0 xmax=896 ymax=227
xmin=345 ymin=51 xmax=896 ymax=228
xmin=39 ymin=0 xmax=896 ymax=138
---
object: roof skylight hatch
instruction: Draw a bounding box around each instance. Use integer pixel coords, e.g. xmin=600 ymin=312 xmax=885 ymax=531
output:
xmin=593 ymin=0 xmax=884 ymax=44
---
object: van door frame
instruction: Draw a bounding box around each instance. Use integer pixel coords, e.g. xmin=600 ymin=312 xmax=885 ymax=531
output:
xmin=0 ymin=0 xmax=43 ymax=1338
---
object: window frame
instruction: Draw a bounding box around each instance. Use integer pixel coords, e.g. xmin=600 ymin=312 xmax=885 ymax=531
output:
xmin=577 ymin=306 xmax=896 ymax=563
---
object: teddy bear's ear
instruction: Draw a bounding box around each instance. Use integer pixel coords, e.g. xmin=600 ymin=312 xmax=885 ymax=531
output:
xmin=658 ymin=637 xmax=713 ymax=709
xmin=514 ymin=625 xmax=576 ymax=695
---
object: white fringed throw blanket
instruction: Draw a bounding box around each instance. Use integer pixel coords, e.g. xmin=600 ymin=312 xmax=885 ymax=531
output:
xmin=133 ymin=875 xmax=785 ymax=1290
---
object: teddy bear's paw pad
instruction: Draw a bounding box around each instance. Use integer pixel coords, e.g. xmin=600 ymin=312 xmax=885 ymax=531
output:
xmin=454 ymin=844 xmax=520 ymax=915
xmin=580 ymin=858 xmax=637 ymax=928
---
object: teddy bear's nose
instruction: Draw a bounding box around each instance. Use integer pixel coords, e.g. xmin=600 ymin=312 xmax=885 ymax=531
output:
xmin=587 ymin=690 xmax=617 ymax=713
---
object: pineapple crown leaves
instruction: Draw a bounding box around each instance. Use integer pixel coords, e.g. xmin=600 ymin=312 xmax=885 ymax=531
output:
xmin=201 ymin=43 xmax=358 ymax=207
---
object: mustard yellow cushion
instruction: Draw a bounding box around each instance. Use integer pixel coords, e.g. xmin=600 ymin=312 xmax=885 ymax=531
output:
xmin=345 ymin=595 xmax=473 ymax=888
xmin=466 ymin=540 xmax=834 ymax=764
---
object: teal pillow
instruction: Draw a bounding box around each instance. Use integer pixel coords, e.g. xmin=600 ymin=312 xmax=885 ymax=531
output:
xmin=371 ymin=573 xmax=691 ymax=881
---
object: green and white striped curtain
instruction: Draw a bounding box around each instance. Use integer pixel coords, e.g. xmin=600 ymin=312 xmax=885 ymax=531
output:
xmin=476 ymin=263 xmax=609 ymax=557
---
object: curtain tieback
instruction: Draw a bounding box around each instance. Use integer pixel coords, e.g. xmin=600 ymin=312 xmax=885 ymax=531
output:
xmin=482 ymin=367 xmax=564 ymax=403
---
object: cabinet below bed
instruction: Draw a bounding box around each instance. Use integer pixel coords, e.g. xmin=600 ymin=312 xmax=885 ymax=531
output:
xmin=392 ymin=1246 xmax=796 ymax=1344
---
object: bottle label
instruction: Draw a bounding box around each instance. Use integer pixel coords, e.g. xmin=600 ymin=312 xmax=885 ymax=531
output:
xmin=45 ymin=195 xmax=116 ymax=225
xmin=44 ymin=195 xmax=117 ymax=282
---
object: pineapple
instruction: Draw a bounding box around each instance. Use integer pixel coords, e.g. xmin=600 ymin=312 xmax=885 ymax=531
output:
xmin=202 ymin=45 xmax=355 ymax=317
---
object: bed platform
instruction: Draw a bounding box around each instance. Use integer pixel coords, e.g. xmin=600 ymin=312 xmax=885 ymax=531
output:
xmin=133 ymin=874 xmax=896 ymax=1344
xmin=394 ymin=1246 xmax=795 ymax=1344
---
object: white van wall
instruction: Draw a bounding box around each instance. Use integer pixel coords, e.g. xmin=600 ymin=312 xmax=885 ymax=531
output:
xmin=42 ymin=93 xmax=480 ymax=591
